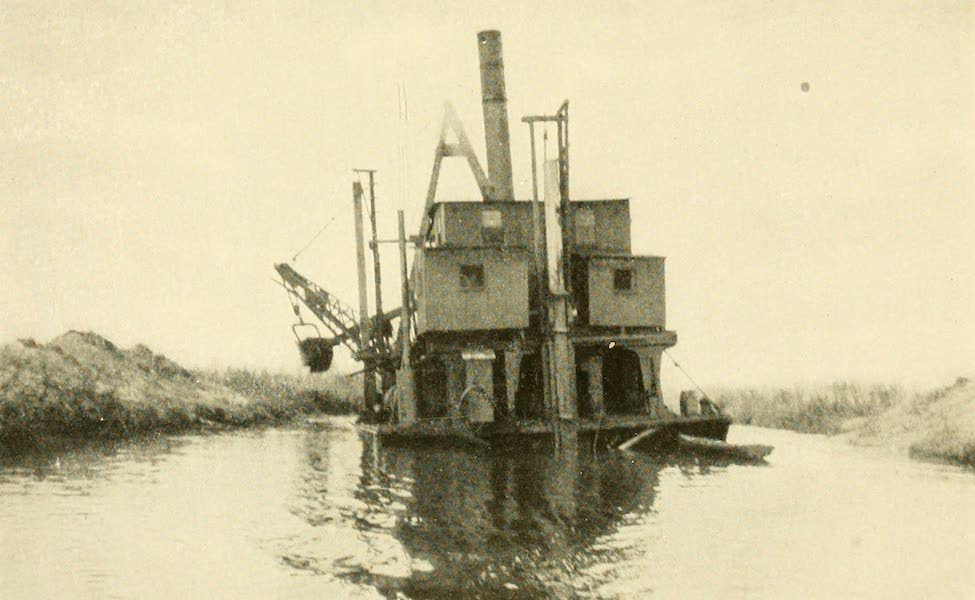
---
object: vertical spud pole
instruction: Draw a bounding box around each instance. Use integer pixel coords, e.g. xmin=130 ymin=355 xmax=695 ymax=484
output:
xmin=353 ymin=181 xmax=377 ymax=416
xmin=398 ymin=210 xmax=411 ymax=365
xmin=396 ymin=210 xmax=416 ymax=423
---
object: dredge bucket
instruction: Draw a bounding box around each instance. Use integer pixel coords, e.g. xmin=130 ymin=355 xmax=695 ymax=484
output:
xmin=298 ymin=337 xmax=334 ymax=373
xmin=292 ymin=323 xmax=334 ymax=373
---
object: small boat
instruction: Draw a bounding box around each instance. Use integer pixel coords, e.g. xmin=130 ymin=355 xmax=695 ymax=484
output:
xmin=677 ymin=433 xmax=773 ymax=462
xmin=617 ymin=426 xmax=773 ymax=462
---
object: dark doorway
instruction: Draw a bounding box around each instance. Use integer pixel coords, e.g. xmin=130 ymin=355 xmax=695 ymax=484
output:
xmin=515 ymin=352 xmax=545 ymax=419
xmin=570 ymin=255 xmax=590 ymax=325
xmin=417 ymin=356 xmax=448 ymax=418
xmin=601 ymin=347 xmax=644 ymax=414
xmin=528 ymin=271 xmax=541 ymax=330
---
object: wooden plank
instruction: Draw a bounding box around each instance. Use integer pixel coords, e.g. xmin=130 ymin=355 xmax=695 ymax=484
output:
xmin=678 ymin=434 xmax=774 ymax=461
xmin=617 ymin=427 xmax=661 ymax=451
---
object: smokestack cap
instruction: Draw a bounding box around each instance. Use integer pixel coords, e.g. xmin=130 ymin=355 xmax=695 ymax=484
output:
xmin=478 ymin=30 xmax=501 ymax=42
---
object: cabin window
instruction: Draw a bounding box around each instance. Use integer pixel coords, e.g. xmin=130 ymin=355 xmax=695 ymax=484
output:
xmin=576 ymin=207 xmax=595 ymax=246
xmin=481 ymin=209 xmax=503 ymax=245
xmin=613 ymin=268 xmax=633 ymax=292
xmin=460 ymin=264 xmax=485 ymax=290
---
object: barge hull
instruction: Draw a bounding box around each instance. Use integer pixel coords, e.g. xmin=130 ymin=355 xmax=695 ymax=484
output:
xmin=359 ymin=415 xmax=731 ymax=449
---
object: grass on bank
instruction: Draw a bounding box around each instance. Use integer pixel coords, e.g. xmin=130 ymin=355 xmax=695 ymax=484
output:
xmin=197 ymin=367 xmax=360 ymax=416
xmin=712 ymin=382 xmax=905 ymax=435
xmin=0 ymin=332 xmax=359 ymax=454
xmin=713 ymin=377 xmax=975 ymax=467
xmin=850 ymin=377 xmax=975 ymax=466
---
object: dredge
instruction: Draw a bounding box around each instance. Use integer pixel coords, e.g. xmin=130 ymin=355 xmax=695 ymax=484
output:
xmin=275 ymin=30 xmax=732 ymax=449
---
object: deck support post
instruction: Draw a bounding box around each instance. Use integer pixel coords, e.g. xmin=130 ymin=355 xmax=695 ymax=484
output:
xmin=637 ymin=349 xmax=666 ymax=418
xmin=446 ymin=354 xmax=465 ymax=420
xmin=504 ymin=345 xmax=523 ymax=416
xmin=583 ymin=354 xmax=605 ymax=418
xmin=462 ymin=349 xmax=496 ymax=423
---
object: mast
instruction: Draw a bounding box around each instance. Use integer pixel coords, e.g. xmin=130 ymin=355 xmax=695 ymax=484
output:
xmin=355 ymin=169 xmax=384 ymax=341
xmin=544 ymin=159 xmax=576 ymax=422
xmin=352 ymin=181 xmax=378 ymax=416
xmin=396 ymin=209 xmax=416 ymax=423
xmin=523 ymin=103 xmax=575 ymax=449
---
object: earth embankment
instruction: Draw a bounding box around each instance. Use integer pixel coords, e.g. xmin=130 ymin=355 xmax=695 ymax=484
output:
xmin=714 ymin=377 xmax=974 ymax=467
xmin=845 ymin=377 xmax=975 ymax=466
xmin=0 ymin=331 xmax=355 ymax=454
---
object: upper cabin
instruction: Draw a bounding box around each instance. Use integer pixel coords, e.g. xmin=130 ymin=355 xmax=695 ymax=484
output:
xmin=414 ymin=198 xmax=668 ymax=335
xmin=425 ymin=199 xmax=631 ymax=253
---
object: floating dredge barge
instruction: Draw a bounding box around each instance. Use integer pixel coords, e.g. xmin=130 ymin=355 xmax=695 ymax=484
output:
xmin=276 ymin=31 xmax=731 ymax=449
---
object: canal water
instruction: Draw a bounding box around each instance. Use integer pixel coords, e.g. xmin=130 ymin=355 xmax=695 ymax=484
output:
xmin=1 ymin=419 xmax=973 ymax=599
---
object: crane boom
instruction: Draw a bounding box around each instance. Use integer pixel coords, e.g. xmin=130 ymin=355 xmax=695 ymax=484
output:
xmin=274 ymin=262 xmax=400 ymax=361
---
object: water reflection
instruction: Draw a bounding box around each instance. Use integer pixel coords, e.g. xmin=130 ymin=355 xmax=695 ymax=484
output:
xmin=289 ymin=425 xmax=745 ymax=598
xmin=3 ymin=422 xmax=971 ymax=599
xmin=0 ymin=434 xmax=184 ymax=492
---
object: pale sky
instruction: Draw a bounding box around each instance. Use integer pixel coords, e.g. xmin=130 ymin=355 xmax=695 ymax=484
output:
xmin=2 ymin=1 xmax=972 ymax=389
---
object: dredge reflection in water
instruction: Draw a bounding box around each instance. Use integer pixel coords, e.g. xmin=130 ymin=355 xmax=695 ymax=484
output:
xmin=4 ymin=420 xmax=973 ymax=599
xmin=287 ymin=420 xmax=752 ymax=598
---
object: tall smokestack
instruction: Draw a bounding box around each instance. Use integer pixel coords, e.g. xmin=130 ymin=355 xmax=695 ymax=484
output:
xmin=477 ymin=30 xmax=514 ymax=201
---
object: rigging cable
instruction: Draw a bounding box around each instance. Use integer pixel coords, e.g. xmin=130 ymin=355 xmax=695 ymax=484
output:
xmin=398 ymin=81 xmax=409 ymax=213
xmin=291 ymin=214 xmax=337 ymax=263
xmin=271 ymin=276 xmax=303 ymax=321
xmin=397 ymin=82 xmax=403 ymax=211
xmin=404 ymin=83 xmax=410 ymax=214
xmin=663 ymin=349 xmax=711 ymax=400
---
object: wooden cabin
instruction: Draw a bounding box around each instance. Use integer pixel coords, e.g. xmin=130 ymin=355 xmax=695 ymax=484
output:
xmin=406 ymin=197 xmax=676 ymax=427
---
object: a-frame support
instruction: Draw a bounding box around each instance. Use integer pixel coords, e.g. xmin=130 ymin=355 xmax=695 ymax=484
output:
xmin=418 ymin=103 xmax=493 ymax=239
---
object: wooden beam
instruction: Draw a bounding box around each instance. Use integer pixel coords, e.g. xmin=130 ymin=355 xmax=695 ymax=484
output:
xmin=353 ymin=182 xmax=377 ymax=411
xmin=418 ymin=103 xmax=492 ymax=241
xmin=617 ymin=427 xmax=661 ymax=451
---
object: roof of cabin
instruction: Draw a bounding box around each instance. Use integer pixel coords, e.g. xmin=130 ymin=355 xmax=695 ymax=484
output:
xmin=431 ymin=198 xmax=630 ymax=206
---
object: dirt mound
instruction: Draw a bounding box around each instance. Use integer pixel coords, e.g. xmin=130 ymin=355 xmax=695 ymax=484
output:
xmin=1 ymin=330 xmax=243 ymax=408
xmin=126 ymin=343 xmax=192 ymax=380
xmin=846 ymin=377 xmax=975 ymax=466
xmin=51 ymin=330 xmax=120 ymax=354
xmin=0 ymin=332 xmax=256 ymax=451
xmin=1 ymin=331 xmax=352 ymax=453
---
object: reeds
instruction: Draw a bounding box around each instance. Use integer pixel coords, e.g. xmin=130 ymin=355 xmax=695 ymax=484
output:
xmin=0 ymin=333 xmax=359 ymax=454
xmin=196 ymin=367 xmax=359 ymax=415
xmin=712 ymin=382 xmax=905 ymax=435
xmin=714 ymin=377 xmax=975 ymax=467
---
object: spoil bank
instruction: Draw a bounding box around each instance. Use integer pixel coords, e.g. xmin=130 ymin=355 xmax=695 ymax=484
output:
xmin=715 ymin=378 xmax=975 ymax=467
xmin=844 ymin=377 xmax=975 ymax=466
xmin=0 ymin=331 xmax=356 ymax=454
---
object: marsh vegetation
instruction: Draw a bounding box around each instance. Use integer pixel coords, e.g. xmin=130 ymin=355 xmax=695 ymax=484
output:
xmin=713 ymin=378 xmax=975 ymax=466
xmin=712 ymin=382 xmax=905 ymax=435
xmin=0 ymin=331 xmax=357 ymax=454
